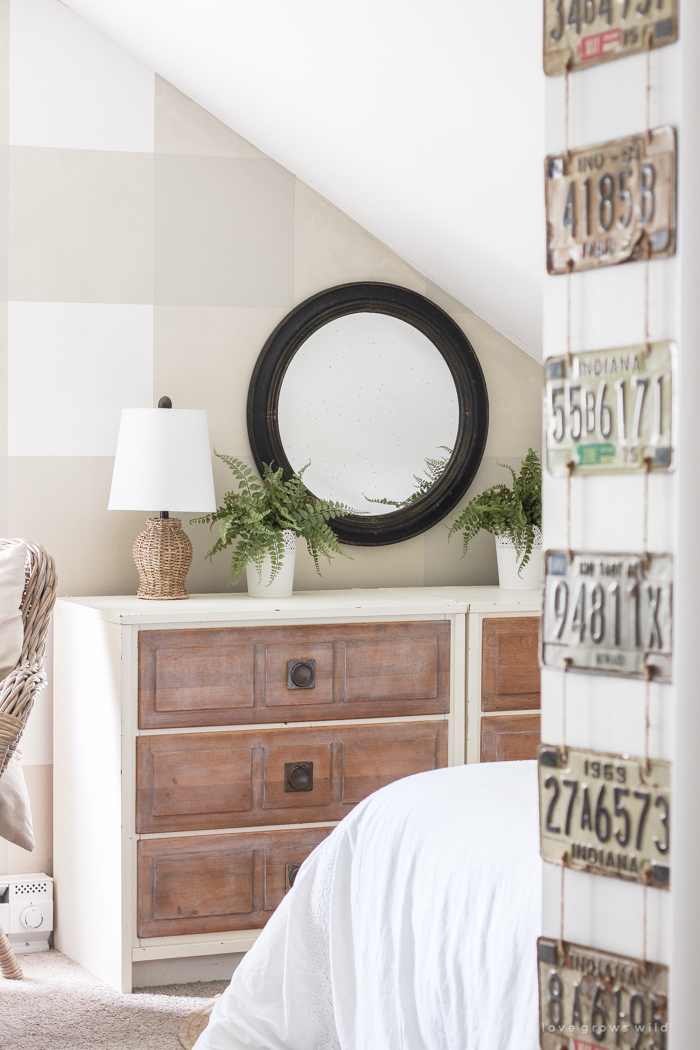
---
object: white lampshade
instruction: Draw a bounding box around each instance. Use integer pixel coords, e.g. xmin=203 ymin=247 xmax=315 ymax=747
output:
xmin=108 ymin=408 xmax=217 ymax=513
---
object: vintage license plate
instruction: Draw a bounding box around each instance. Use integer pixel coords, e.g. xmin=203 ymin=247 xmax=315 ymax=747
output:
xmin=544 ymin=0 xmax=678 ymax=76
xmin=539 ymin=745 xmax=670 ymax=888
xmin=538 ymin=937 xmax=668 ymax=1050
xmin=541 ymin=551 xmax=672 ymax=682
xmin=546 ymin=342 xmax=674 ymax=476
xmin=546 ymin=127 xmax=676 ymax=274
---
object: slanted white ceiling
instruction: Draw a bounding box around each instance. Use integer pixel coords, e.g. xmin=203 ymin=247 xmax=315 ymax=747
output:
xmin=63 ymin=0 xmax=546 ymax=358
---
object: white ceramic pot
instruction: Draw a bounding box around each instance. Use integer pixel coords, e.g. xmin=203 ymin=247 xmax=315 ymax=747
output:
xmin=246 ymin=530 xmax=297 ymax=598
xmin=495 ymin=529 xmax=543 ymax=590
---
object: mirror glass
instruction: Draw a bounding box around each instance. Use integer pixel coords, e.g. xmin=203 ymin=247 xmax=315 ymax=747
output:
xmin=277 ymin=313 xmax=459 ymax=514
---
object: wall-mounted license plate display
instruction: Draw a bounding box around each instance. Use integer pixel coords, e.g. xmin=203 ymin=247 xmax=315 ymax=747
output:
xmin=542 ymin=551 xmax=672 ymax=682
xmin=539 ymin=745 xmax=670 ymax=888
xmin=538 ymin=937 xmax=667 ymax=1050
xmin=546 ymin=342 xmax=674 ymax=476
xmin=544 ymin=0 xmax=678 ymax=76
xmin=546 ymin=127 xmax=676 ymax=274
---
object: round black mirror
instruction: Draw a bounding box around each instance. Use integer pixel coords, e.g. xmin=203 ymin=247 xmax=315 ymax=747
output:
xmin=247 ymin=282 xmax=489 ymax=546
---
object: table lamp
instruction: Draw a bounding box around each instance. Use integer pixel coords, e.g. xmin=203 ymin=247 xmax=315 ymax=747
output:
xmin=108 ymin=397 xmax=216 ymax=599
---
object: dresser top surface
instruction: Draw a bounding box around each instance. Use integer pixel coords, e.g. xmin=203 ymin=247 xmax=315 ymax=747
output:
xmin=55 ymin=586 xmax=541 ymax=625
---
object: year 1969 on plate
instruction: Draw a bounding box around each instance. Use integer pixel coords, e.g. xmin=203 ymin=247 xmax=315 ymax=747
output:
xmin=538 ymin=745 xmax=670 ymax=888
xmin=546 ymin=127 xmax=676 ymax=274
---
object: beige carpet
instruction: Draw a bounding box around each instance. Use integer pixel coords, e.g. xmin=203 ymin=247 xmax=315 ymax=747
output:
xmin=0 ymin=950 xmax=229 ymax=1049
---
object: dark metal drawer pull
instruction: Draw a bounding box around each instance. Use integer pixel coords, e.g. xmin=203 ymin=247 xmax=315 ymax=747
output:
xmin=287 ymin=659 xmax=315 ymax=690
xmin=284 ymin=761 xmax=313 ymax=792
xmin=286 ymin=863 xmax=301 ymax=891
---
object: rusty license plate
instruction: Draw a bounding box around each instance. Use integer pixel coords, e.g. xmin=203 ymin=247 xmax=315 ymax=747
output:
xmin=545 ymin=342 xmax=674 ymax=476
xmin=541 ymin=551 xmax=672 ymax=682
xmin=538 ymin=937 xmax=668 ymax=1050
xmin=544 ymin=0 xmax=678 ymax=76
xmin=546 ymin=127 xmax=676 ymax=274
xmin=539 ymin=745 xmax=670 ymax=888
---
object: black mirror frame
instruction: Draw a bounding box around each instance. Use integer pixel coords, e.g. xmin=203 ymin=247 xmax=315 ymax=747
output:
xmin=246 ymin=282 xmax=489 ymax=546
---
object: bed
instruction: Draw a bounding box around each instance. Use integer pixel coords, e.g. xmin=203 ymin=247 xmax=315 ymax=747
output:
xmin=194 ymin=760 xmax=542 ymax=1050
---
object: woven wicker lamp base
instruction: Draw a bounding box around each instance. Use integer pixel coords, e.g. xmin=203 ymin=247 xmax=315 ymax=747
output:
xmin=133 ymin=517 xmax=193 ymax=600
xmin=179 ymin=996 xmax=219 ymax=1049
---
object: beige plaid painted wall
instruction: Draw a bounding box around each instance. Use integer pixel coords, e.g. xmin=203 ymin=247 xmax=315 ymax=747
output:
xmin=0 ymin=0 xmax=542 ymax=874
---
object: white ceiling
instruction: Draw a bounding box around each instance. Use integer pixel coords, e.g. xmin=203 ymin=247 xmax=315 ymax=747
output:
xmin=62 ymin=0 xmax=546 ymax=359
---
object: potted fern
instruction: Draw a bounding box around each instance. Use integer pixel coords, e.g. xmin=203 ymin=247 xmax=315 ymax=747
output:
xmin=192 ymin=452 xmax=354 ymax=597
xmin=447 ymin=449 xmax=542 ymax=589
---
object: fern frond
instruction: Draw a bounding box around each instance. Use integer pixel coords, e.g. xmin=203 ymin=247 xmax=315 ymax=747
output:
xmin=363 ymin=447 xmax=453 ymax=509
xmin=448 ymin=449 xmax=541 ymax=576
xmin=191 ymin=453 xmax=356 ymax=583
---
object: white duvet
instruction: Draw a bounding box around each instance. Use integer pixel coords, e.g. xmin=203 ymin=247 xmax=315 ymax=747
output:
xmin=196 ymin=760 xmax=542 ymax=1050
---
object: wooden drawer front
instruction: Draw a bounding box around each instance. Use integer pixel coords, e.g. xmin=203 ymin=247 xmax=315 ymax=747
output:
xmin=137 ymin=827 xmax=332 ymax=938
xmin=136 ymin=720 xmax=448 ymax=833
xmin=138 ymin=621 xmax=450 ymax=729
xmin=481 ymin=616 xmax=540 ymax=712
xmin=480 ymin=713 xmax=540 ymax=762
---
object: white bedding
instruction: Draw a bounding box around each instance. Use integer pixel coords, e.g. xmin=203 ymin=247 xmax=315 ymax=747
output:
xmin=196 ymin=760 xmax=542 ymax=1050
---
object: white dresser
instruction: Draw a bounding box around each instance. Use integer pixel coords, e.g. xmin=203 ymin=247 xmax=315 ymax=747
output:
xmin=53 ymin=586 xmax=539 ymax=992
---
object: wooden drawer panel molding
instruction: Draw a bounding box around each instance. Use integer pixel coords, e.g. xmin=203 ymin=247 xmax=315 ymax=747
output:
xmin=480 ymin=713 xmax=541 ymax=763
xmin=137 ymin=827 xmax=332 ymax=938
xmin=481 ymin=617 xmax=541 ymax=712
xmin=138 ymin=621 xmax=450 ymax=729
xmin=136 ymin=721 xmax=448 ymax=834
